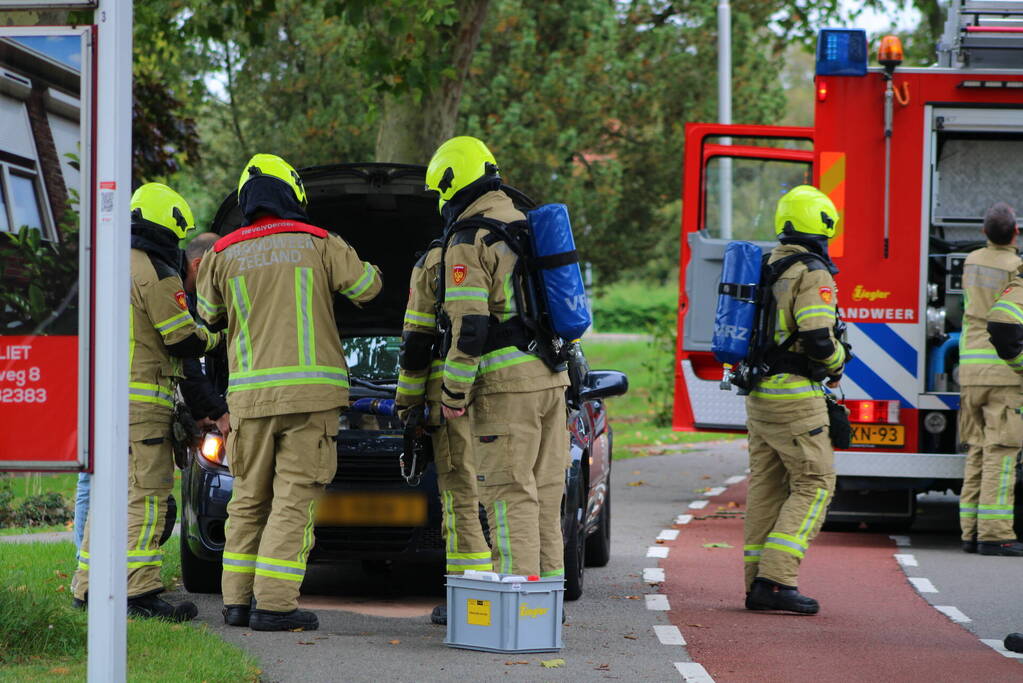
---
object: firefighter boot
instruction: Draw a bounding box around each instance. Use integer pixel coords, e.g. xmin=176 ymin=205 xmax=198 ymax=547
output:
xmin=1005 ymin=633 xmax=1023 ymax=653
xmin=962 ymin=537 xmax=978 ymax=554
xmin=127 ymin=593 xmax=198 ymax=622
xmin=250 ymin=608 xmax=319 ymax=631
xmin=431 ymin=605 xmax=447 ymax=625
xmin=978 ymin=540 xmax=1023 ymax=556
xmin=745 ymin=578 xmax=819 ymax=615
xmin=223 ymin=599 xmax=256 ymax=627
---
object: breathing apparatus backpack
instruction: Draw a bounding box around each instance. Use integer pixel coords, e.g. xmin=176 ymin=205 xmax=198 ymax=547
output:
xmin=436 ymin=203 xmax=591 ymax=373
xmin=712 ymin=241 xmax=845 ymax=395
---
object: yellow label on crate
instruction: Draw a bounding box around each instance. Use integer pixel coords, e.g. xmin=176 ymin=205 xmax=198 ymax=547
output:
xmin=466 ymin=599 xmax=491 ymax=626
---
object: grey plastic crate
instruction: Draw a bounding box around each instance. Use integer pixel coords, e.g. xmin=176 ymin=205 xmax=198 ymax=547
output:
xmin=444 ymin=573 xmax=564 ymax=653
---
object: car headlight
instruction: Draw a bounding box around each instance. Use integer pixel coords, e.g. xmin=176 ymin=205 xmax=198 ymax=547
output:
xmin=200 ymin=432 xmax=227 ymax=466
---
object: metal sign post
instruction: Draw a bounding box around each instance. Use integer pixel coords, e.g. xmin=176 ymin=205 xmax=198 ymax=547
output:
xmin=88 ymin=0 xmax=131 ymax=680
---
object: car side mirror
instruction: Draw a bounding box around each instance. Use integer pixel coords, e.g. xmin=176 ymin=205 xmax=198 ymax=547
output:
xmin=579 ymin=370 xmax=628 ymax=401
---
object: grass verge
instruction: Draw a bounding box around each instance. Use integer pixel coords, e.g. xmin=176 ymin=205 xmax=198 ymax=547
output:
xmin=0 ymin=540 xmax=257 ymax=682
xmin=584 ymin=339 xmax=738 ymax=458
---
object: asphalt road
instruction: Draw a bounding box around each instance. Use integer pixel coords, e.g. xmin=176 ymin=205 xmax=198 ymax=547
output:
xmin=181 ymin=442 xmax=749 ymax=682
xmin=165 ymin=440 xmax=1023 ymax=681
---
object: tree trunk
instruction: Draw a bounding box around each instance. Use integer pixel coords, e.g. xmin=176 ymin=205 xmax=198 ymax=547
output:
xmin=374 ymin=0 xmax=490 ymax=163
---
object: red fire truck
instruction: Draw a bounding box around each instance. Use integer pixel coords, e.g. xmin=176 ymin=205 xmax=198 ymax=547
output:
xmin=674 ymin=1 xmax=1023 ymax=526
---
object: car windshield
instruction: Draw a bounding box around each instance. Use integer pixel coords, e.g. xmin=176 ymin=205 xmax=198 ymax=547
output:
xmin=343 ymin=335 xmax=400 ymax=380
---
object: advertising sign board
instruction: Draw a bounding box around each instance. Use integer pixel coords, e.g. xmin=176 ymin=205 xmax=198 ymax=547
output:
xmin=0 ymin=26 xmax=92 ymax=470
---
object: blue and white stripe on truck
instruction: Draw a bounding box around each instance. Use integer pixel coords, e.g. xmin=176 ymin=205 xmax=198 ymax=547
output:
xmin=841 ymin=322 xmax=921 ymax=408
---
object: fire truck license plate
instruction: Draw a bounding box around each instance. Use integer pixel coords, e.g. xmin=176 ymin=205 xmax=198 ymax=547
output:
xmin=850 ymin=424 xmax=905 ymax=446
xmin=315 ymin=492 xmax=427 ymax=526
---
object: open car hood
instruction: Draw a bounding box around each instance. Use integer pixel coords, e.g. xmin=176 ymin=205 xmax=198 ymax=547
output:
xmin=210 ymin=163 xmax=535 ymax=338
xmin=210 ymin=163 xmax=441 ymax=337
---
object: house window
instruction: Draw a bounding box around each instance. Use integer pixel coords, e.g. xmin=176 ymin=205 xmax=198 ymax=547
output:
xmin=0 ymin=162 xmax=51 ymax=238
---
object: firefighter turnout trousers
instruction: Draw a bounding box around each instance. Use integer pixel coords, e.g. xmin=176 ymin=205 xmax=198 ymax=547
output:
xmin=221 ymin=409 xmax=339 ymax=612
xmin=471 ymin=387 xmax=569 ymax=578
xmin=959 ymin=385 xmax=1021 ymax=542
xmin=744 ymin=414 xmax=835 ymax=590
xmin=434 ymin=416 xmax=492 ymax=573
xmin=74 ymin=423 xmax=175 ymax=600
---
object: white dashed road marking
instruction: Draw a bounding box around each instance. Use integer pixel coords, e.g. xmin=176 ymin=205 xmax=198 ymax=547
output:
xmin=675 ymin=662 xmax=715 ymax=682
xmin=647 ymin=546 xmax=670 ymax=558
xmin=908 ymin=577 xmax=938 ymax=593
xmin=724 ymin=475 xmax=746 ymax=485
xmin=654 ymin=624 xmax=685 ymax=645
xmin=645 ymin=594 xmax=670 ymax=611
xmin=933 ymin=605 xmax=971 ymax=623
xmin=894 ymin=553 xmax=918 ymax=567
xmin=889 ymin=535 xmax=911 ymax=547
xmin=688 ymin=500 xmax=709 ymax=510
xmin=675 ymin=514 xmax=693 ymax=525
xmin=643 ymin=568 xmax=666 ymax=584
xmin=657 ymin=529 xmax=680 ymax=541
xmin=702 ymin=487 xmax=726 ymax=497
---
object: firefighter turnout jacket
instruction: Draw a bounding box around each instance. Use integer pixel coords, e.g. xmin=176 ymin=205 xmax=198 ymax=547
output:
xmin=988 ymin=265 xmax=1023 ymax=375
xmin=439 ymin=190 xmax=569 ymax=410
xmin=960 ymin=243 xmax=1022 ymax=385
xmin=397 ymin=243 xmax=444 ymax=421
xmin=746 ymin=244 xmax=846 ymax=423
xmin=130 ymin=248 xmax=222 ymax=423
xmin=196 ymin=217 xmax=383 ymax=417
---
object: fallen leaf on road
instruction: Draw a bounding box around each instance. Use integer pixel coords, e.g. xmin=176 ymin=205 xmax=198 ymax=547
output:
xmin=727 ymin=501 xmax=740 ymax=508
xmin=625 ymin=595 xmax=641 ymax=600
xmin=694 ymin=487 xmax=710 ymax=493
xmin=702 ymin=542 xmax=733 ymax=548
xmin=298 ymin=641 xmax=314 ymax=646
xmin=687 ymin=624 xmax=705 ymax=628
xmin=623 ymin=634 xmax=638 ymax=640
xmin=389 ymin=639 xmax=400 ymax=645
xmin=632 ymin=470 xmax=641 ymax=475
xmin=541 ymin=659 xmax=566 ymax=668
xmin=701 ymin=475 xmax=711 ymax=480
xmin=627 ymin=481 xmax=645 ymax=487
xmin=595 ymin=664 xmax=611 ymax=671
xmin=505 ymin=661 xmax=529 ymax=666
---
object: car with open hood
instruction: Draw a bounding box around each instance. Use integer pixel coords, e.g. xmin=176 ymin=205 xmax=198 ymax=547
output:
xmin=178 ymin=162 xmax=627 ymax=600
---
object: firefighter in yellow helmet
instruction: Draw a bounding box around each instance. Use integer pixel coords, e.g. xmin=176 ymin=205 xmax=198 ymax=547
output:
xmin=424 ymin=136 xmax=570 ymax=585
xmin=972 ymin=202 xmax=1023 ymax=557
xmin=396 ymin=220 xmax=490 ymax=626
xmin=197 ymin=154 xmax=382 ymax=631
xmin=72 ymin=183 xmax=222 ymax=621
xmin=742 ymin=185 xmax=847 ymax=615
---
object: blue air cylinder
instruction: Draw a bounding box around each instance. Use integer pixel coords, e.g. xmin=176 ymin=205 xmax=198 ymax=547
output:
xmin=350 ymin=398 xmax=397 ymax=416
xmin=527 ymin=203 xmax=592 ymax=341
xmin=711 ymin=241 xmax=763 ymax=365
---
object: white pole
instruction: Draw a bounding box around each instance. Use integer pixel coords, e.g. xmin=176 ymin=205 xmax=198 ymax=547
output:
xmin=717 ymin=0 xmax=733 ymax=240
xmin=89 ymin=1 xmax=132 ymax=681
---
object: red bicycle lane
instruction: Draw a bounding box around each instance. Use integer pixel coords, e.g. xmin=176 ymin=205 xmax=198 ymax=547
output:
xmin=661 ymin=482 xmax=1022 ymax=683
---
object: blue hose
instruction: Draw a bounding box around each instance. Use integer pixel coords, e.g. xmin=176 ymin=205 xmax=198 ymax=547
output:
xmin=928 ymin=332 xmax=960 ymax=392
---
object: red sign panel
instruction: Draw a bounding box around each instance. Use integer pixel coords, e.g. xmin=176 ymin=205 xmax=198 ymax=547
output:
xmin=0 ymin=336 xmax=78 ymax=467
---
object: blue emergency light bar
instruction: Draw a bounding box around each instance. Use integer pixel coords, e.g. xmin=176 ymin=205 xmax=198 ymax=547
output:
xmin=815 ymin=28 xmax=868 ymax=76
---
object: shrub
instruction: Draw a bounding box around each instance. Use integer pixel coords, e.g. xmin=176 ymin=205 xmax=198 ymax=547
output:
xmin=591 ymin=281 xmax=677 ymax=333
